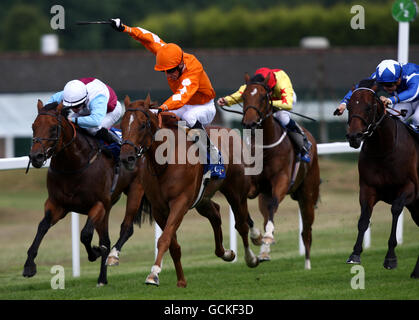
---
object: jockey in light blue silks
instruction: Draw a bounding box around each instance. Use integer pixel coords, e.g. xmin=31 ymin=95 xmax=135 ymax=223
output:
xmin=47 ymin=78 xmax=122 ymax=144
xmin=335 ymin=59 xmax=419 ymax=131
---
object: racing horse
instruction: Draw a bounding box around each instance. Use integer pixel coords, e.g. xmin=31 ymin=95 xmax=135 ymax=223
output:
xmin=120 ymin=95 xmax=259 ymax=287
xmin=24 ymin=100 xmax=146 ymax=286
xmin=241 ymin=73 xmax=320 ymax=269
xmin=344 ymin=79 xmax=419 ymax=278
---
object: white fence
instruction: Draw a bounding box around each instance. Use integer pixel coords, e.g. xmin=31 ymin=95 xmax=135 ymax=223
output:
xmin=0 ymin=142 xmax=404 ymax=277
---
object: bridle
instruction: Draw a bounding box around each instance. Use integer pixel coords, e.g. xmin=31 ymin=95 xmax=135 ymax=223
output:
xmin=242 ymin=82 xmax=274 ymax=128
xmin=347 ymin=87 xmax=386 ymax=138
xmin=122 ymin=108 xmax=154 ymax=159
xmin=32 ymin=110 xmax=76 ymax=164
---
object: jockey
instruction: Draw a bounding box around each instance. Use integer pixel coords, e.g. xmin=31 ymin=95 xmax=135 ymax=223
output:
xmin=110 ymin=18 xmax=225 ymax=178
xmin=47 ymin=78 xmax=122 ymax=145
xmin=217 ymin=67 xmax=311 ymax=163
xmin=335 ymin=59 xmax=419 ymax=131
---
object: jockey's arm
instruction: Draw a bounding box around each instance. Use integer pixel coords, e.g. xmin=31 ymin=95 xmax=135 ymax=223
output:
xmin=389 ymin=76 xmax=419 ymax=104
xmin=271 ymin=72 xmax=294 ymax=111
xmin=123 ymin=25 xmax=166 ymax=55
xmin=223 ymin=85 xmax=246 ymax=106
xmin=47 ymin=91 xmax=64 ymax=104
xmin=73 ymin=95 xmax=107 ymax=128
xmin=160 ymin=71 xmax=201 ymax=111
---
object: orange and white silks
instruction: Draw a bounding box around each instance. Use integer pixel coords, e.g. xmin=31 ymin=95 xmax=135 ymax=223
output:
xmin=124 ymin=26 xmax=216 ymax=111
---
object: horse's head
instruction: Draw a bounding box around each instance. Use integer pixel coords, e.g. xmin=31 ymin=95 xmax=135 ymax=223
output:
xmin=346 ymin=80 xmax=385 ymax=149
xmin=120 ymin=94 xmax=158 ymax=170
xmin=29 ymin=100 xmax=69 ymax=168
xmin=241 ymin=72 xmax=273 ymax=129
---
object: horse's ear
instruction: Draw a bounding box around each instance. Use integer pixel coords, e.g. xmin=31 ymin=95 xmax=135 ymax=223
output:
xmin=124 ymin=95 xmax=131 ymax=107
xmin=371 ymin=82 xmax=379 ymax=92
xmin=144 ymin=93 xmax=151 ymax=109
xmin=37 ymin=99 xmax=43 ymax=112
xmin=244 ymin=72 xmax=250 ymax=84
xmin=56 ymin=103 xmax=63 ymax=114
xmin=351 ymin=84 xmax=356 ymax=91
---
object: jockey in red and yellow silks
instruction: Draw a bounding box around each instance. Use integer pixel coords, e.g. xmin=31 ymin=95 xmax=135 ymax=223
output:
xmin=218 ymin=67 xmax=311 ymax=163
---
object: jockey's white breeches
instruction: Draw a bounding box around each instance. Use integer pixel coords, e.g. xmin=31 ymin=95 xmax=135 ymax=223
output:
xmin=85 ymin=101 xmax=122 ymax=134
xmin=167 ymin=99 xmax=216 ymax=128
xmin=387 ymin=100 xmax=419 ymax=126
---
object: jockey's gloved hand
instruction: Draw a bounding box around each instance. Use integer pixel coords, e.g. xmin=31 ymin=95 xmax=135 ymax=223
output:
xmin=109 ymin=18 xmax=125 ymax=32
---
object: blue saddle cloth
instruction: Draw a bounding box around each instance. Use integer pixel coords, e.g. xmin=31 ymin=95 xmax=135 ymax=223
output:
xmin=99 ymin=128 xmax=121 ymax=160
xmin=203 ymin=149 xmax=226 ymax=179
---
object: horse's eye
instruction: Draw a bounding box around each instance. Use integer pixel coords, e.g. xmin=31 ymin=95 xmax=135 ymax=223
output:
xmin=140 ymin=123 xmax=146 ymax=129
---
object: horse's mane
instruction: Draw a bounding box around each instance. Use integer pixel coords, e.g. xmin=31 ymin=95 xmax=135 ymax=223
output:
xmin=250 ymin=74 xmax=265 ymax=84
xmin=357 ymin=78 xmax=376 ymax=89
xmin=42 ymin=102 xmax=59 ymax=111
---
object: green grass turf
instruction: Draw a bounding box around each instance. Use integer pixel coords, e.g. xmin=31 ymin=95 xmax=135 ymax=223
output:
xmin=0 ymin=158 xmax=418 ymax=300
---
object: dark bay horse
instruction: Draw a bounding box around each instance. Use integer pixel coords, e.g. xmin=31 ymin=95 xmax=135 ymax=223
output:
xmin=120 ymin=95 xmax=259 ymax=287
xmin=24 ymin=100 xmax=146 ymax=286
xmin=241 ymin=73 xmax=320 ymax=269
xmin=344 ymin=80 xmax=419 ymax=278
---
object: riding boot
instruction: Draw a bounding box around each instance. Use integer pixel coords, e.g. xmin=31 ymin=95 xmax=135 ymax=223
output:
xmin=190 ymin=121 xmax=225 ymax=179
xmin=285 ymin=119 xmax=311 ymax=163
xmin=95 ymin=128 xmax=122 ymax=146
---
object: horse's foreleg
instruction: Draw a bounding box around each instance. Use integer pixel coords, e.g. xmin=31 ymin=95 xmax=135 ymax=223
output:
xmin=196 ymin=200 xmax=232 ymax=260
xmin=88 ymin=202 xmax=111 ymax=286
xmin=107 ymin=184 xmax=144 ymax=266
xmin=169 ymin=235 xmax=186 ymax=288
xmin=80 ymin=217 xmax=101 ymax=262
xmin=23 ymin=199 xmax=66 ymax=277
xmin=347 ymin=185 xmax=377 ymax=264
xmin=146 ymin=199 xmax=188 ymax=287
xmin=384 ymin=191 xmax=411 ymax=270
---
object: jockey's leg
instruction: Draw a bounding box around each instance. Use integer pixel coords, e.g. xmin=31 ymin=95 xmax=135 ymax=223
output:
xmin=275 ymin=110 xmax=311 ymax=163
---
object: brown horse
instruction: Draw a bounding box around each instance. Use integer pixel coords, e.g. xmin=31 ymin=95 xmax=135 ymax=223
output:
xmin=240 ymin=73 xmax=320 ymax=269
xmin=24 ymin=100 xmax=145 ymax=286
xmin=344 ymin=79 xmax=419 ymax=278
xmin=120 ymin=95 xmax=259 ymax=287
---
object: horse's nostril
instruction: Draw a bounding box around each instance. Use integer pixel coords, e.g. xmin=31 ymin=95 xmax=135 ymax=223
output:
xmin=127 ymin=156 xmax=136 ymax=163
xmin=36 ymin=154 xmax=45 ymax=161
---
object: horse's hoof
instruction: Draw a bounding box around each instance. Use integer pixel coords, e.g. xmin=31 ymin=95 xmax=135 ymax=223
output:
xmin=258 ymin=252 xmax=271 ymax=262
xmin=305 ymin=259 xmax=312 ymax=270
xmin=177 ymin=280 xmax=187 ymax=288
xmin=106 ymin=255 xmax=119 ymax=266
xmin=346 ymin=254 xmax=361 ymax=264
xmin=22 ymin=264 xmax=37 ymax=278
xmin=262 ymin=236 xmax=275 ymax=245
xmin=251 ymin=235 xmax=263 ymax=246
xmin=247 ymin=257 xmax=260 ymax=268
xmin=383 ymin=257 xmax=397 ymax=270
xmin=411 ymin=270 xmax=419 ymax=279
xmin=222 ymin=249 xmax=236 ymax=262
xmin=96 ymin=282 xmax=107 ymax=287
xmin=89 ymin=246 xmax=103 ymax=262
xmin=145 ymin=273 xmax=160 ymax=286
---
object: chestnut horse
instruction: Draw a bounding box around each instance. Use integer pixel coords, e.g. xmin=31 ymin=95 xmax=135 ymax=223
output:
xmin=241 ymin=73 xmax=320 ymax=269
xmin=120 ymin=95 xmax=259 ymax=287
xmin=24 ymin=100 xmax=146 ymax=286
xmin=344 ymin=80 xmax=419 ymax=278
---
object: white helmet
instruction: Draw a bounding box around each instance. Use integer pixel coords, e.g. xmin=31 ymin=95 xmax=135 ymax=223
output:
xmin=62 ymin=80 xmax=88 ymax=107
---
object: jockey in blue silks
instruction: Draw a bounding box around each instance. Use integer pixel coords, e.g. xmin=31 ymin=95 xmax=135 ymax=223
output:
xmin=47 ymin=78 xmax=122 ymax=145
xmin=335 ymin=59 xmax=419 ymax=131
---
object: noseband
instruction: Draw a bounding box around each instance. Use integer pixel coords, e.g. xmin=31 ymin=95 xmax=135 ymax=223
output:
xmin=122 ymin=108 xmax=154 ymax=158
xmin=242 ymin=83 xmax=273 ymax=127
xmin=347 ymin=87 xmax=386 ymax=138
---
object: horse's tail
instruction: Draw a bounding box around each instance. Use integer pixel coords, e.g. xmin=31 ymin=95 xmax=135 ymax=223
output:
xmin=134 ymin=195 xmax=153 ymax=227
